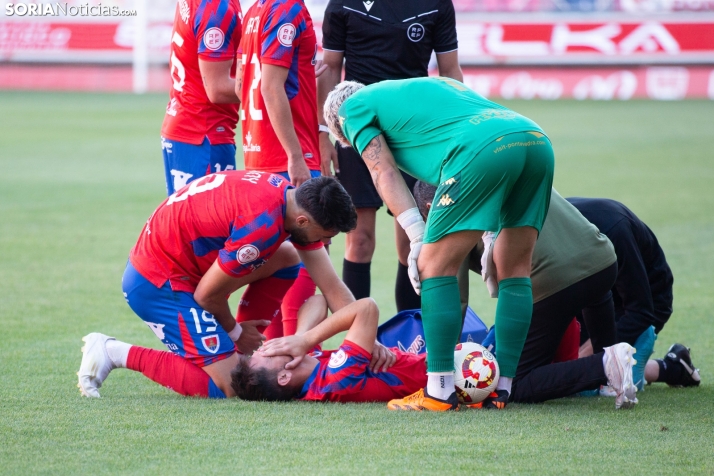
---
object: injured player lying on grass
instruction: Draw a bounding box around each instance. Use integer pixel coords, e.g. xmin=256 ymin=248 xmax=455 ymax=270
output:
xmin=233 ymin=295 xmax=639 ymax=410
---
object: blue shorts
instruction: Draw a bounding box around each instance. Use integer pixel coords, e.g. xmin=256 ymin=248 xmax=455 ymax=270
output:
xmin=122 ymin=261 xmax=236 ymax=367
xmin=161 ymin=137 xmax=237 ymax=195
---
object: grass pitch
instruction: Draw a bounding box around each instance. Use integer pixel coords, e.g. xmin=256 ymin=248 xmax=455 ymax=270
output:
xmin=0 ymin=92 xmax=713 ymax=474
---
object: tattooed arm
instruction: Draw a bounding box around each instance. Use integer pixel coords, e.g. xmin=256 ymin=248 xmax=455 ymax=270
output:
xmin=361 ymin=135 xmax=417 ymax=217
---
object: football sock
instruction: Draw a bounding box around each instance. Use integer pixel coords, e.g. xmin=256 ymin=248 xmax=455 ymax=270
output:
xmin=126 ymin=346 xmax=225 ymax=399
xmin=426 ymin=372 xmax=455 ymax=400
xmin=552 ymin=318 xmax=580 ymax=363
xmin=281 ymin=267 xmax=317 ymax=336
xmin=236 ymin=265 xmax=299 ymax=335
xmin=421 ymin=276 xmax=461 ymax=373
xmin=654 ymin=358 xmax=683 ymax=384
xmin=494 ymin=277 xmax=533 ymax=378
xmin=105 ymin=339 xmax=132 ymax=368
xmin=342 ymin=259 xmax=371 ymax=300
xmin=496 ymin=376 xmax=513 ymax=394
xmin=395 ymin=262 xmax=421 ymax=311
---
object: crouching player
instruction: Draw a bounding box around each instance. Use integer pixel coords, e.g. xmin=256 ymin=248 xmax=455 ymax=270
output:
xmin=234 ymin=295 xmax=639 ymax=410
xmin=77 ymin=172 xmax=359 ymax=399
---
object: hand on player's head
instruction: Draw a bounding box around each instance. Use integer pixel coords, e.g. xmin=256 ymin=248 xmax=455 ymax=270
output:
xmin=260 ymin=335 xmax=309 ymax=370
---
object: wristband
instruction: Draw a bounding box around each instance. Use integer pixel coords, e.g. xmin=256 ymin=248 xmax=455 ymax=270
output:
xmin=318 ymin=124 xmax=330 ymax=134
xmin=396 ymin=208 xmax=425 ymax=243
xmin=227 ymin=324 xmax=243 ymax=342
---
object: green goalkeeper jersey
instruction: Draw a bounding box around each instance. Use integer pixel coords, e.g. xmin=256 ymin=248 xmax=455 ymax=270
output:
xmin=339 ymin=77 xmax=545 ymax=185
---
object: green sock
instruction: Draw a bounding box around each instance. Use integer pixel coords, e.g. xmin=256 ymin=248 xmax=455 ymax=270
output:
xmin=494 ymin=277 xmax=533 ymax=378
xmin=421 ymin=276 xmax=462 ymax=373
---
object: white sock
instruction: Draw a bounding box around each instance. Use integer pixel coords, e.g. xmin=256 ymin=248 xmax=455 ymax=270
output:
xmin=496 ymin=376 xmax=512 ymax=395
xmin=105 ymin=340 xmax=132 ymax=368
xmin=426 ymin=372 xmax=455 ymax=400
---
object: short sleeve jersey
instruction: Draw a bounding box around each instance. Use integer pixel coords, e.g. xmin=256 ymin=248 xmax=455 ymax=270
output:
xmin=161 ymin=0 xmax=243 ymax=146
xmin=300 ymin=340 xmax=427 ymax=402
xmin=238 ymin=0 xmax=320 ymax=173
xmin=322 ymin=0 xmax=458 ymax=85
xmin=129 ymin=170 xmax=322 ymax=293
xmin=339 ymin=77 xmax=545 ymax=185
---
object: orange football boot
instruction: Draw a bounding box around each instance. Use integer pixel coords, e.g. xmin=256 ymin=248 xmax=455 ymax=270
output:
xmin=466 ymin=390 xmax=509 ymax=410
xmin=387 ymin=388 xmax=460 ymax=412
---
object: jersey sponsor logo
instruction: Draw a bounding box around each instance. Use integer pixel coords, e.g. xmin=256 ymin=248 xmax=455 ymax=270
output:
xmin=179 ymin=0 xmax=189 ymax=23
xmin=242 ymin=170 xmax=264 ymax=184
xmin=237 ymin=244 xmax=260 ymax=264
xmin=201 ymin=335 xmax=220 ymax=354
xmin=245 ymin=16 xmax=260 ymax=35
xmin=268 ymin=174 xmax=284 ymax=187
xmin=166 ymin=98 xmax=178 ymax=117
xmin=277 ymin=23 xmax=296 ymax=47
xmin=469 ymin=109 xmax=517 ymax=126
xmin=363 ymin=0 xmax=374 ymax=11
xmin=203 ymin=27 xmax=225 ymax=51
xmin=243 ymin=131 xmax=261 ymax=153
xmin=328 ymin=349 xmax=348 ymax=368
xmin=407 ymin=23 xmax=425 ymax=42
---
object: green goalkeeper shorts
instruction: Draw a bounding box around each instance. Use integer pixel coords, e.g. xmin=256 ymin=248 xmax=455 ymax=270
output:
xmin=424 ymin=131 xmax=554 ymax=243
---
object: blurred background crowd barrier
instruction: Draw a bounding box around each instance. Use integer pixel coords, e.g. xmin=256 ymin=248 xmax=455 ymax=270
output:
xmin=1 ymin=0 xmax=712 ymax=99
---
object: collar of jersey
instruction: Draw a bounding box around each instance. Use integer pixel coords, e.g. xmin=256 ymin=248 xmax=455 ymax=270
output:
xmin=298 ymin=363 xmax=321 ymax=399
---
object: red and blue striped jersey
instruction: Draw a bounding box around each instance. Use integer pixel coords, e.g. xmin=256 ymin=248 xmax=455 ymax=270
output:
xmin=161 ymin=0 xmax=243 ymax=145
xmin=130 ymin=170 xmax=322 ymax=293
xmin=238 ymin=0 xmax=320 ymax=172
xmin=300 ymin=341 xmax=427 ymax=402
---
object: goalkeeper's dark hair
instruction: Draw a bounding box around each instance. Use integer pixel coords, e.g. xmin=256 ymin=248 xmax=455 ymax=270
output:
xmin=413 ymin=180 xmax=437 ymax=219
xmin=231 ymin=356 xmax=301 ymax=402
xmin=295 ymin=176 xmax=357 ymax=233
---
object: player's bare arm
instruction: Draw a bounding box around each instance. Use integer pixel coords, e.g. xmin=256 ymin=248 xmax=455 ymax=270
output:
xmin=298 ymin=246 xmax=355 ymax=312
xmin=361 ymin=135 xmax=418 ymax=217
xmin=234 ymin=59 xmax=244 ymax=98
xmin=261 ymin=63 xmax=311 ymax=186
xmin=194 ymin=242 xmax=300 ymax=352
xmin=435 ymin=50 xmax=464 ymax=83
xmin=316 ymin=50 xmax=344 ymax=177
xmin=261 ymin=298 xmax=379 ymax=369
xmin=295 ymin=294 xmax=330 ymax=335
xmin=198 ymin=58 xmax=241 ymax=104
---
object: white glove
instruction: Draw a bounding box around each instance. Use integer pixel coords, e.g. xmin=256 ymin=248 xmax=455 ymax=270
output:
xmin=481 ymin=231 xmax=499 ymax=298
xmin=397 ymin=208 xmax=425 ymax=295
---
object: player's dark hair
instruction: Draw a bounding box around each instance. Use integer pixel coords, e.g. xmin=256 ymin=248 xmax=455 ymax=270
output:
xmin=230 ymin=356 xmax=301 ymax=402
xmin=413 ymin=180 xmax=437 ymax=219
xmin=295 ymin=176 xmax=357 ymax=233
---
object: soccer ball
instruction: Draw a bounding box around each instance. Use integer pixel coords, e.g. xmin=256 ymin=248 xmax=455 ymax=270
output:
xmin=453 ymin=342 xmax=499 ymax=404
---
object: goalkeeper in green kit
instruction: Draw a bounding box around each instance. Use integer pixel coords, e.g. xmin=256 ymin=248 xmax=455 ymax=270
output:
xmin=324 ymin=77 xmax=555 ymax=411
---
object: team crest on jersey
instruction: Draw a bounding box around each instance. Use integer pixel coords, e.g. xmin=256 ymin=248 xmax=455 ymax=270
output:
xmin=268 ymin=175 xmax=284 ymax=187
xmin=277 ymin=23 xmax=296 ymax=47
xmin=203 ymin=27 xmax=225 ymax=51
xmin=328 ymin=349 xmax=348 ymax=368
xmin=407 ymin=23 xmax=425 ymax=42
xmin=237 ymin=244 xmax=260 ymax=264
xmin=201 ymin=335 xmax=220 ymax=354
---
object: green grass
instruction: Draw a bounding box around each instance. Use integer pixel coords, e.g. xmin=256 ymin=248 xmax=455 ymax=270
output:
xmin=0 ymin=91 xmax=713 ymax=474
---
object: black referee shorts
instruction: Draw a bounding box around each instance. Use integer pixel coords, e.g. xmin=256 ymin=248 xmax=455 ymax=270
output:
xmin=335 ymin=143 xmax=417 ymax=213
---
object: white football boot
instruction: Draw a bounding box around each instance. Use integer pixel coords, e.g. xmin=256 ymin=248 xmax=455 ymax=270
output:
xmin=77 ymin=333 xmax=117 ymax=398
xmin=603 ymin=343 xmax=638 ymax=409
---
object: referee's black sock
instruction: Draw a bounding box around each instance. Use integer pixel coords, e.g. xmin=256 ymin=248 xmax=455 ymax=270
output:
xmin=343 ymin=259 xmax=371 ymax=300
xmin=395 ymin=262 xmax=421 ymax=312
xmin=654 ymin=358 xmax=683 ymax=385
